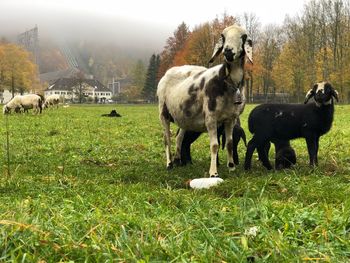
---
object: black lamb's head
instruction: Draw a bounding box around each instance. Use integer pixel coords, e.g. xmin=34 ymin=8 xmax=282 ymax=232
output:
xmin=304 ymin=82 xmax=339 ymax=105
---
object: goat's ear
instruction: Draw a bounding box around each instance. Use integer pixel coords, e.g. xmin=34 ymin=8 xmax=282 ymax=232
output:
xmin=242 ymin=34 xmax=253 ymax=63
xmin=209 ymin=34 xmax=224 ymax=64
xmin=331 ymin=89 xmax=339 ymax=102
xmin=304 ymin=89 xmax=315 ymax=104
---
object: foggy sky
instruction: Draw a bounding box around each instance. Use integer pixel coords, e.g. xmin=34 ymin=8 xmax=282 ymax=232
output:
xmin=0 ymin=0 xmax=307 ymax=53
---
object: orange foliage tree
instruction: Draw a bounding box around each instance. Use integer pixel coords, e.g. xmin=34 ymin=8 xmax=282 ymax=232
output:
xmin=0 ymin=43 xmax=40 ymax=97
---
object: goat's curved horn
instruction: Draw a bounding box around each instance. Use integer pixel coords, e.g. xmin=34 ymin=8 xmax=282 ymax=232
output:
xmin=209 ymin=34 xmax=224 ymax=64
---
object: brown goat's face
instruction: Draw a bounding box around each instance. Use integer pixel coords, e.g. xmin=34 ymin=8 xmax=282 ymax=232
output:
xmin=304 ymin=82 xmax=339 ymax=105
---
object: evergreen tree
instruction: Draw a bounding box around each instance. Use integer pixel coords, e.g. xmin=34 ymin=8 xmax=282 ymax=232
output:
xmin=143 ymin=54 xmax=160 ymax=102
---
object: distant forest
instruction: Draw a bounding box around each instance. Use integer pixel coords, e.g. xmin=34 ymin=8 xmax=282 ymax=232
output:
xmin=157 ymin=0 xmax=350 ymax=103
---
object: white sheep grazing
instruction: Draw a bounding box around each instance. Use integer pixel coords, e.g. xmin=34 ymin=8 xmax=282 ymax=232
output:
xmin=43 ymin=94 xmax=60 ymax=109
xmin=157 ymin=24 xmax=253 ymax=177
xmin=3 ymin=94 xmax=43 ymax=114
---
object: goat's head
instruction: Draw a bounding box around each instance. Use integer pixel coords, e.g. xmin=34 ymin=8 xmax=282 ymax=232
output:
xmin=304 ymin=82 xmax=339 ymax=105
xmin=209 ymin=24 xmax=253 ymax=64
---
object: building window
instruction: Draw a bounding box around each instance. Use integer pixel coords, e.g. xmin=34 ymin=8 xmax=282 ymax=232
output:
xmin=61 ymin=91 xmax=66 ymax=95
xmin=55 ymin=91 xmax=60 ymax=94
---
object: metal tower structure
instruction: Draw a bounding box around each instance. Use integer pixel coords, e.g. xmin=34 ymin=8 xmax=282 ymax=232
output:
xmin=17 ymin=25 xmax=39 ymax=70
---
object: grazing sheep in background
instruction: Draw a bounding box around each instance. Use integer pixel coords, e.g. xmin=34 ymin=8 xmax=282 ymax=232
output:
xmin=3 ymin=94 xmax=43 ymax=114
xmin=179 ymin=119 xmax=247 ymax=166
xmin=157 ymin=24 xmax=252 ymax=177
xmin=43 ymin=94 xmax=60 ymax=109
xmin=101 ymin=109 xmax=121 ymax=117
xmin=244 ymin=82 xmax=338 ymax=170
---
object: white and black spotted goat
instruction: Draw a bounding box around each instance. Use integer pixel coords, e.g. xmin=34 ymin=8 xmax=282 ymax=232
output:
xmin=157 ymin=24 xmax=253 ymax=177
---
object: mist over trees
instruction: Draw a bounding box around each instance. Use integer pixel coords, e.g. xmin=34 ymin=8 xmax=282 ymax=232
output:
xmin=1 ymin=0 xmax=349 ymax=102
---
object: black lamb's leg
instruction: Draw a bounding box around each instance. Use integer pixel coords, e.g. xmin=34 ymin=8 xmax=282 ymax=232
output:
xmin=181 ymin=130 xmax=202 ymax=165
xmin=232 ymin=140 xmax=240 ymax=165
xmin=315 ymin=136 xmax=320 ymax=166
xmin=257 ymin=142 xmax=273 ymax=170
xmin=244 ymin=136 xmax=258 ymax=170
xmin=305 ymin=135 xmax=317 ymax=166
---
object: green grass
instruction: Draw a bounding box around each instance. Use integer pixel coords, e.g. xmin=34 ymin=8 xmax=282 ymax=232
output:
xmin=0 ymin=104 xmax=350 ymax=262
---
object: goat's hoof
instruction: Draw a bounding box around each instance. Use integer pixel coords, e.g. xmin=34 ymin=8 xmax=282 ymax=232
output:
xmin=166 ymin=162 xmax=173 ymax=170
xmin=227 ymin=162 xmax=235 ymax=172
xmin=244 ymin=164 xmax=251 ymax=171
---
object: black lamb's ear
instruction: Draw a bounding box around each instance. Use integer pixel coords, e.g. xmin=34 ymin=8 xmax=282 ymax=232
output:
xmin=332 ymin=89 xmax=339 ymax=102
xmin=304 ymin=89 xmax=315 ymax=104
xmin=325 ymin=82 xmax=339 ymax=102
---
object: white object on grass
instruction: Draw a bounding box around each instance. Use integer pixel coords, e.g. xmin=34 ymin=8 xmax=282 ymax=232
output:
xmin=189 ymin=177 xmax=224 ymax=189
xmin=244 ymin=226 xmax=260 ymax=237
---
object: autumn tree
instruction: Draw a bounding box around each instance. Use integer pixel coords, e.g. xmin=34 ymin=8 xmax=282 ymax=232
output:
xmin=176 ymin=23 xmax=213 ymax=67
xmin=158 ymin=22 xmax=190 ymax=80
xmin=269 ymin=0 xmax=350 ymax=102
xmin=0 ymin=43 xmax=40 ymax=97
xmin=255 ymin=25 xmax=282 ymax=97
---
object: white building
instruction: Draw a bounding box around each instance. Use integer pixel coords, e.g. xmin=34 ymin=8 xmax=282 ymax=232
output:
xmin=0 ymin=89 xmax=30 ymax=104
xmin=45 ymin=78 xmax=112 ymax=103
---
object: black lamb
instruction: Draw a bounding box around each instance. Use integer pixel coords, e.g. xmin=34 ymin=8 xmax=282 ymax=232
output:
xmin=101 ymin=109 xmax=121 ymax=117
xmin=244 ymin=82 xmax=338 ymax=170
xmin=179 ymin=118 xmax=247 ymax=166
xmin=263 ymin=140 xmax=297 ymax=170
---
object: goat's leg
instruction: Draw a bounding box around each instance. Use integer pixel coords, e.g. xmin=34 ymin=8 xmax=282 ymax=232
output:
xmin=206 ymin=118 xmax=219 ymax=177
xmin=244 ymin=136 xmax=258 ymax=170
xmin=160 ymin=115 xmax=173 ymax=170
xmin=224 ymin=119 xmax=235 ymax=171
xmin=305 ymin=135 xmax=317 ymax=166
xmin=174 ymin=128 xmax=185 ymax=166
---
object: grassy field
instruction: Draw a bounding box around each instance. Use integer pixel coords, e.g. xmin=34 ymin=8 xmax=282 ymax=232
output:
xmin=0 ymin=104 xmax=350 ymax=262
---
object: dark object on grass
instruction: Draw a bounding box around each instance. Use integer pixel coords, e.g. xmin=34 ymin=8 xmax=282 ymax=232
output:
xmin=101 ymin=110 xmax=121 ymax=117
